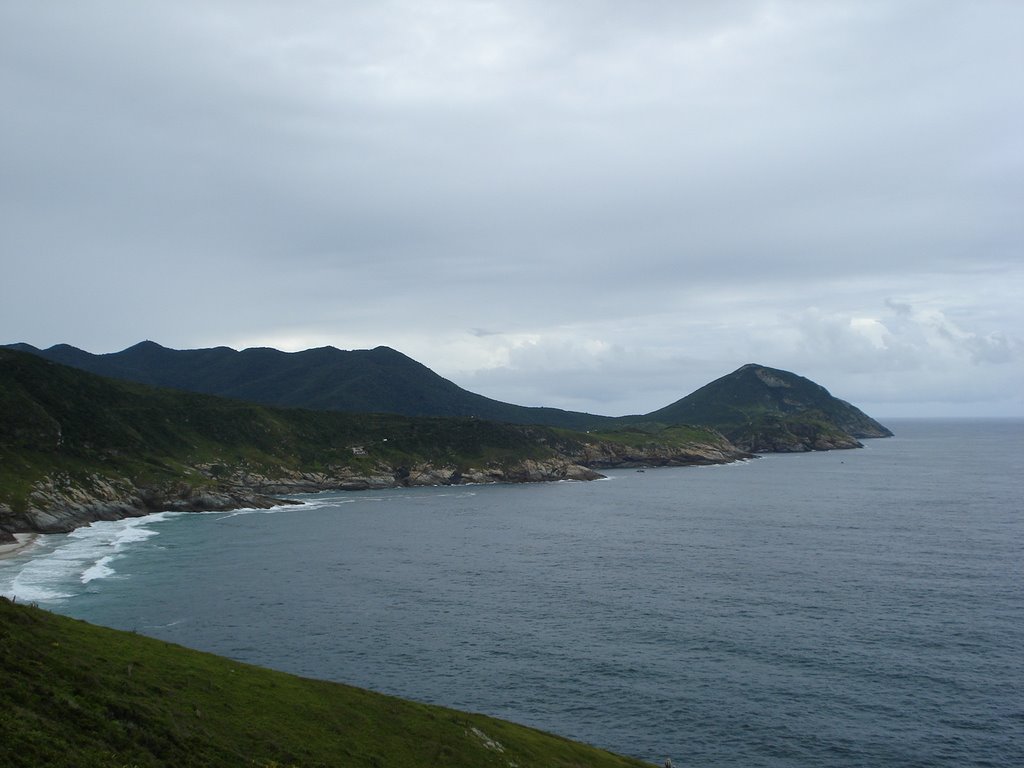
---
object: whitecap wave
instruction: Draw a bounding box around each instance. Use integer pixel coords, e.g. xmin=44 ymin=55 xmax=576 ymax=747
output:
xmin=81 ymin=555 xmax=115 ymax=583
xmin=1 ymin=511 xmax=176 ymax=603
xmin=210 ymin=496 xmax=357 ymax=521
xmin=215 ymin=508 xmax=281 ymax=520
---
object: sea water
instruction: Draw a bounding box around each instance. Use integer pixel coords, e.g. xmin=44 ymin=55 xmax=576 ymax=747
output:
xmin=2 ymin=419 xmax=1022 ymax=767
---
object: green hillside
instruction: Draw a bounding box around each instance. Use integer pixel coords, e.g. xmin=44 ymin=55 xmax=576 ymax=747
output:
xmin=1 ymin=348 xmax=745 ymax=537
xmin=5 ymin=344 xmax=892 ymax=455
xmin=644 ymin=363 xmax=892 ymax=452
xmin=0 ymin=349 xmax=575 ymax=527
xmin=0 ymin=597 xmax=649 ymax=768
xmin=6 ymin=342 xmax=615 ymax=431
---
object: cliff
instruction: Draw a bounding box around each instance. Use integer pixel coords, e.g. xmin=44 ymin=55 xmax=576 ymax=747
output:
xmin=0 ymin=459 xmax=602 ymax=541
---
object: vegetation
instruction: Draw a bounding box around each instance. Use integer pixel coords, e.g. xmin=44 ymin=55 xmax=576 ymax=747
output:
xmin=580 ymin=423 xmax=726 ymax=448
xmin=1 ymin=348 xmax=890 ymax=526
xmin=6 ymin=344 xmax=892 ymax=451
xmin=643 ymin=363 xmax=892 ymax=450
xmin=1 ymin=349 xmax=744 ymax=529
xmin=5 ymin=342 xmax=617 ymax=431
xmin=0 ymin=349 xmax=597 ymax=518
xmin=0 ymin=597 xmax=649 ymax=768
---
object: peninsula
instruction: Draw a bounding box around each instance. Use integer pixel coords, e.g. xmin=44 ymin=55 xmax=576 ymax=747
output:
xmin=1 ymin=344 xmax=890 ymax=541
xmin=0 ymin=348 xmax=746 ymax=541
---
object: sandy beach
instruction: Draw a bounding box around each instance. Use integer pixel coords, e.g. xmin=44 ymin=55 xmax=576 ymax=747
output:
xmin=0 ymin=533 xmax=38 ymax=559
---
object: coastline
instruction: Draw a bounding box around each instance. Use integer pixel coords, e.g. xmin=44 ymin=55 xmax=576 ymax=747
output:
xmin=0 ymin=445 xmax=753 ymax=542
xmin=0 ymin=533 xmax=38 ymax=560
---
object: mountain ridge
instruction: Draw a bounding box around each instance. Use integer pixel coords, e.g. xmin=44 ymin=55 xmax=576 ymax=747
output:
xmin=4 ymin=341 xmax=892 ymax=454
xmin=6 ymin=341 xmax=615 ymax=431
xmin=0 ymin=348 xmax=746 ymax=540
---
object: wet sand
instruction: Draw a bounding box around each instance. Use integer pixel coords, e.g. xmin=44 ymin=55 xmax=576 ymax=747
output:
xmin=0 ymin=533 xmax=38 ymax=559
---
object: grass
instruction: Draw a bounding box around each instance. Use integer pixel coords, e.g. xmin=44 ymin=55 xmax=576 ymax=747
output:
xmin=0 ymin=597 xmax=651 ymax=768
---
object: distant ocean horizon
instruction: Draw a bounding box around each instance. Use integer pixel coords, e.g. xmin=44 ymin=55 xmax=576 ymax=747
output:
xmin=3 ymin=418 xmax=1022 ymax=767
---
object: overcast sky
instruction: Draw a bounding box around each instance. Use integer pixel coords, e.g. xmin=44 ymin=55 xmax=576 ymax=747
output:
xmin=2 ymin=1 xmax=1021 ymax=418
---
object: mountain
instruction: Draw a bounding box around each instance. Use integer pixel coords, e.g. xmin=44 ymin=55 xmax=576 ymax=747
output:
xmin=643 ymin=363 xmax=893 ymax=452
xmin=5 ymin=342 xmax=891 ymax=454
xmin=0 ymin=348 xmax=743 ymax=538
xmin=0 ymin=597 xmax=647 ymax=768
xmin=5 ymin=341 xmax=614 ymax=431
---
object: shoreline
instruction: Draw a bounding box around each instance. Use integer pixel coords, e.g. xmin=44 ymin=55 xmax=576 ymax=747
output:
xmin=0 ymin=533 xmax=39 ymax=560
xmin=0 ymin=450 xmax=750 ymax=544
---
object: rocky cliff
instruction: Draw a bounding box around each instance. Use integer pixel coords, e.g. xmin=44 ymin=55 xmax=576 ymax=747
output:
xmin=1 ymin=348 xmax=864 ymax=543
xmin=0 ymin=459 xmax=600 ymax=540
xmin=0 ymin=439 xmax=750 ymax=540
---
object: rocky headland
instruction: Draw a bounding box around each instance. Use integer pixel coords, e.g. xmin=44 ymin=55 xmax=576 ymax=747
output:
xmin=0 ymin=346 xmax=886 ymax=544
xmin=0 ymin=436 xmax=750 ymax=542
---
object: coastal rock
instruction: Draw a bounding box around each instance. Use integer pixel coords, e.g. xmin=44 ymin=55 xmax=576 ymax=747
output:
xmin=569 ymin=437 xmax=751 ymax=468
xmin=726 ymin=422 xmax=863 ymax=453
xmin=495 ymin=459 xmax=603 ymax=483
xmin=0 ymin=473 xmax=293 ymax=538
xmin=0 ymin=456 xmax=608 ymax=538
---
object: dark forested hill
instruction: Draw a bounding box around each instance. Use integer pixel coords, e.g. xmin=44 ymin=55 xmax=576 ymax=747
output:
xmin=5 ymin=341 xmax=614 ymax=431
xmin=643 ymin=363 xmax=893 ymax=452
xmin=5 ymin=343 xmax=891 ymax=454
xmin=0 ymin=348 xmax=745 ymax=538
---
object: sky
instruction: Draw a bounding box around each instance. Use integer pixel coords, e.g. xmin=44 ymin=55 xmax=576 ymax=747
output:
xmin=2 ymin=1 xmax=1022 ymax=418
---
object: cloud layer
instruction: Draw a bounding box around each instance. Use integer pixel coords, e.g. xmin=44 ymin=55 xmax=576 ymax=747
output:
xmin=2 ymin=1 xmax=1021 ymax=416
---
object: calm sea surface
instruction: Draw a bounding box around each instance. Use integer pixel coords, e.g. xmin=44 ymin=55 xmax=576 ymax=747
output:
xmin=3 ymin=419 xmax=1022 ymax=766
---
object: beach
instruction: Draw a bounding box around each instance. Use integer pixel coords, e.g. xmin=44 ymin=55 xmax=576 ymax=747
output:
xmin=0 ymin=533 xmax=37 ymax=559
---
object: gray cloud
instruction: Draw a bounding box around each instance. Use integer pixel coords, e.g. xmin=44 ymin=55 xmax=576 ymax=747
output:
xmin=2 ymin=1 xmax=1021 ymax=416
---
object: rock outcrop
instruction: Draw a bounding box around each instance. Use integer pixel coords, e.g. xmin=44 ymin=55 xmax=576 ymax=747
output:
xmin=0 ymin=438 xmax=752 ymax=539
xmin=567 ymin=438 xmax=750 ymax=468
xmin=0 ymin=456 xmax=607 ymax=539
xmin=724 ymin=420 xmax=864 ymax=453
xmin=0 ymin=472 xmax=293 ymax=539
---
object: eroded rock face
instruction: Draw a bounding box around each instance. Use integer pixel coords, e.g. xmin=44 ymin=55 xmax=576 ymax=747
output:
xmin=1 ymin=437 xmax=745 ymax=537
xmin=0 ymin=474 xmax=293 ymax=537
xmin=727 ymin=423 xmax=863 ymax=453
xmin=0 ymin=457 xmax=605 ymax=536
xmin=570 ymin=438 xmax=751 ymax=468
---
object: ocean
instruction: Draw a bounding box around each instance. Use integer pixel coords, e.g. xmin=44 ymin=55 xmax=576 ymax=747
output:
xmin=2 ymin=418 xmax=1022 ymax=767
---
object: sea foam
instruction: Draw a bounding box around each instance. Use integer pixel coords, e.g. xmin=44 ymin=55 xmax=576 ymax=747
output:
xmin=0 ymin=512 xmax=177 ymax=602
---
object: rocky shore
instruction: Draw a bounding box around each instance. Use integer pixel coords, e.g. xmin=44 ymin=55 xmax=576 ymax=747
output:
xmin=0 ymin=439 xmax=747 ymax=542
xmin=0 ymin=457 xmax=603 ymax=542
xmin=0 ymin=473 xmax=292 ymax=543
xmin=565 ymin=437 xmax=751 ymax=468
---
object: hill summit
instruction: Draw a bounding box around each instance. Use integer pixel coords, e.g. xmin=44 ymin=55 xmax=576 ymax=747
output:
xmin=645 ymin=363 xmax=892 ymax=452
xmin=4 ymin=343 xmax=891 ymax=453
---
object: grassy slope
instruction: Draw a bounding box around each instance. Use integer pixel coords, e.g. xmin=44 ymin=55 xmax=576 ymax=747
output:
xmin=0 ymin=598 xmax=649 ymax=768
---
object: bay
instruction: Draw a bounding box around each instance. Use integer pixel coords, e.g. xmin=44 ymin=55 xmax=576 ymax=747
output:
xmin=2 ymin=418 xmax=1022 ymax=766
